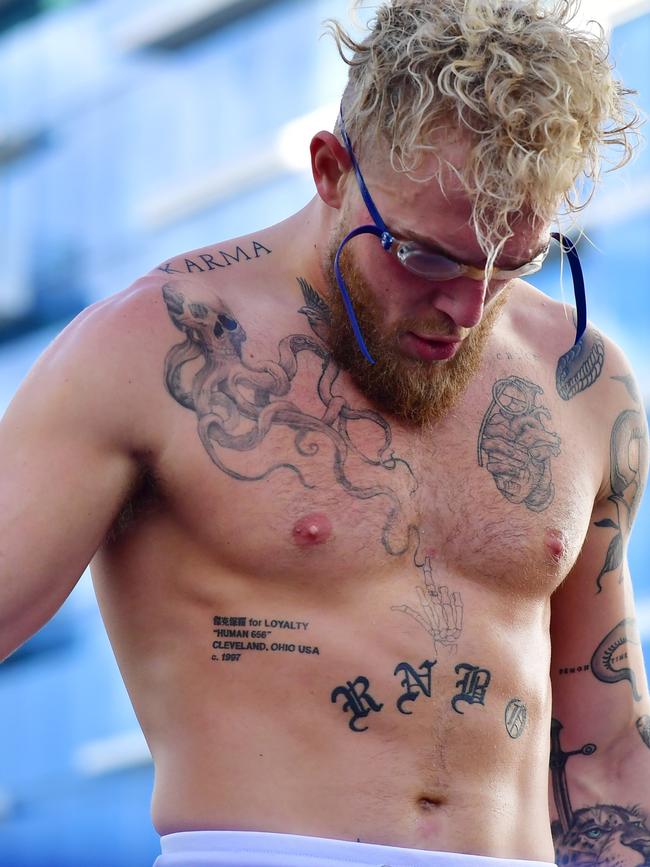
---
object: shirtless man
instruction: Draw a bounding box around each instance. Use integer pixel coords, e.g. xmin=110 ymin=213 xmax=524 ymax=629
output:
xmin=1 ymin=2 xmax=649 ymax=866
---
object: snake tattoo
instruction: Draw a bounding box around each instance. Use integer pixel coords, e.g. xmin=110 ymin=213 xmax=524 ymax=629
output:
xmin=161 ymin=278 xmax=419 ymax=556
xmin=590 ymin=618 xmax=642 ymax=701
xmin=556 ymin=327 xmax=605 ymax=401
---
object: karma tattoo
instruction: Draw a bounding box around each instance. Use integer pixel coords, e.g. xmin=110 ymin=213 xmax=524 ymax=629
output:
xmin=550 ymin=718 xmax=650 ymax=866
xmin=161 ymin=278 xmax=419 ymax=556
xmin=158 ymin=241 xmax=272 ymax=275
xmin=478 ymin=376 xmax=561 ymax=511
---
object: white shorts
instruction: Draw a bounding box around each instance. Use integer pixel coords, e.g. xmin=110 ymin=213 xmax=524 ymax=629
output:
xmin=153 ymin=831 xmax=557 ymax=867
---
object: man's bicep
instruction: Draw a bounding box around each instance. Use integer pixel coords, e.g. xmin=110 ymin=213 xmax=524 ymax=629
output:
xmin=550 ymin=338 xmax=649 ymax=724
xmin=550 ymin=433 xmax=649 ymax=746
xmin=550 ymin=524 xmax=648 ymax=749
xmin=0 ymin=303 xmax=146 ymax=661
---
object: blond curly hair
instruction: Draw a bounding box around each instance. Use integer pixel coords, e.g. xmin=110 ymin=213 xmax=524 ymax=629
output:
xmin=326 ymin=0 xmax=641 ymax=270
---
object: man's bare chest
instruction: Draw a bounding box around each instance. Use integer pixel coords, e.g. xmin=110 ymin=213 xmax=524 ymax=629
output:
xmin=150 ymin=320 xmax=597 ymax=600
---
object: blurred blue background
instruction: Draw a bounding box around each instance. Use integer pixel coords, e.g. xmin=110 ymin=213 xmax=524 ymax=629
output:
xmin=0 ymin=1 xmax=648 ymax=865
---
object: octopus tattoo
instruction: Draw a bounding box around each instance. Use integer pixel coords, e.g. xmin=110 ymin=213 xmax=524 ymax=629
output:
xmin=161 ymin=278 xmax=418 ymax=555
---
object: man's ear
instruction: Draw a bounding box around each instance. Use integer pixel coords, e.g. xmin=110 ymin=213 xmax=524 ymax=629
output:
xmin=310 ymin=131 xmax=352 ymax=209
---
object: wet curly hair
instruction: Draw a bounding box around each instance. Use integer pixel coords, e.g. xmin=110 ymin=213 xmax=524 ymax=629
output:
xmin=326 ymin=0 xmax=641 ymax=271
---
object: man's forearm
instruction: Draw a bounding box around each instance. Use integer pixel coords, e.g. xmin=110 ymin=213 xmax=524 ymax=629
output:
xmin=549 ymin=716 xmax=650 ymax=865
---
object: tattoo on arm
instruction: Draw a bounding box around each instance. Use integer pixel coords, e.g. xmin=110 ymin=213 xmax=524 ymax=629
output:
xmin=590 ymin=618 xmax=642 ymax=701
xmin=478 ymin=376 xmax=561 ymax=511
xmin=612 ymin=374 xmax=642 ymax=405
xmin=594 ymin=408 xmax=647 ymax=592
xmin=549 ymin=718 xmax=650 ymax=865
xmin=556 ymin=327 xmax=605 ymax=400
xmin=637 ymin=715 xmax=650 ymax=749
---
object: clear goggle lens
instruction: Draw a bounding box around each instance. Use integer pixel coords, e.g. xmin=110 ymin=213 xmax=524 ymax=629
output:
xmin=395 ymin=244 xmax=465 ymax=279
xmin=395 ymin=241 xmax=547 ymax=281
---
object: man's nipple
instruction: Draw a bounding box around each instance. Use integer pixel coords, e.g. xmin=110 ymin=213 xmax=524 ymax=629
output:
xmin=292 ymin=513 xmax=333 ymax=547
xmin=545 ymin=528 xmax=566 ymax=562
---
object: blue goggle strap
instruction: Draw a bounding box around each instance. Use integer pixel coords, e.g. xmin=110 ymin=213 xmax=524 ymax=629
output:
xmin=336 ymin=228 xmax=588 ymax=365
xmin=551 ymin=232 xmax=587 ymax=346
xmin=338 ymin=112 xmax=588 ymax=356
xmin=339 ymin=110 xmax=394 ymax=252
xmin=335 ymin=224 xmax=383 ymax=364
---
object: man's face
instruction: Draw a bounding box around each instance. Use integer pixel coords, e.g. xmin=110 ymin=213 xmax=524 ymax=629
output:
xmin=324 ymin=228 xmax=509 ymax=429
xmin=320 ymin=142 xmax=547 ymax=429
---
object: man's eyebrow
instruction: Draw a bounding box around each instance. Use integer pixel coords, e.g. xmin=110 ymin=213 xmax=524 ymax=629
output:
xmin=390 ymin=224 xmax=549 ymax=270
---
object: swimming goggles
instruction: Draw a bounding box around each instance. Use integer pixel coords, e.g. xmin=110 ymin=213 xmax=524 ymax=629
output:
xmin=335 ymin=110 xmax=587 ymax=365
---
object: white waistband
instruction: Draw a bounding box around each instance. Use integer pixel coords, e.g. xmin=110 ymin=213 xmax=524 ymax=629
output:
xmin=155 ymin=831 xmax=557 ymax=867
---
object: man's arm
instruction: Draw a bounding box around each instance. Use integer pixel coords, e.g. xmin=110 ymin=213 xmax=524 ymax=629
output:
xmin=549 ymin=338 xmax=650 ymax=865
xmin=0 ymin=284 xmax=159 ymax=661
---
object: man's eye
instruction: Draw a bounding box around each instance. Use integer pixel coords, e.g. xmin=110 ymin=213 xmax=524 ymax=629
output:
xmin=218 ymin=313 xmax=238 ymax=331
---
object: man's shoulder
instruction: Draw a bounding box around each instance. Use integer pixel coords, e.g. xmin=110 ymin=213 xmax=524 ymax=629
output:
xmin=510 ymin=279 xmax=639 ymax=404
xmin=71 ymin=232 xmax=273 ymax=344
xmin=129 ymin=230 xmax=287 ymax=328
xmin=508 ymin=279 xmax=646 ymax=483
xmin=65 ymin=276 xmax=176 ymax=361
xmin=507 ymin=280 xmax=586 ymax=360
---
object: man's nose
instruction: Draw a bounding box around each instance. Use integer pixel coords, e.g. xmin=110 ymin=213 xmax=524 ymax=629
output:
xmin=432 ymin=281 xmax=487 ymax=329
